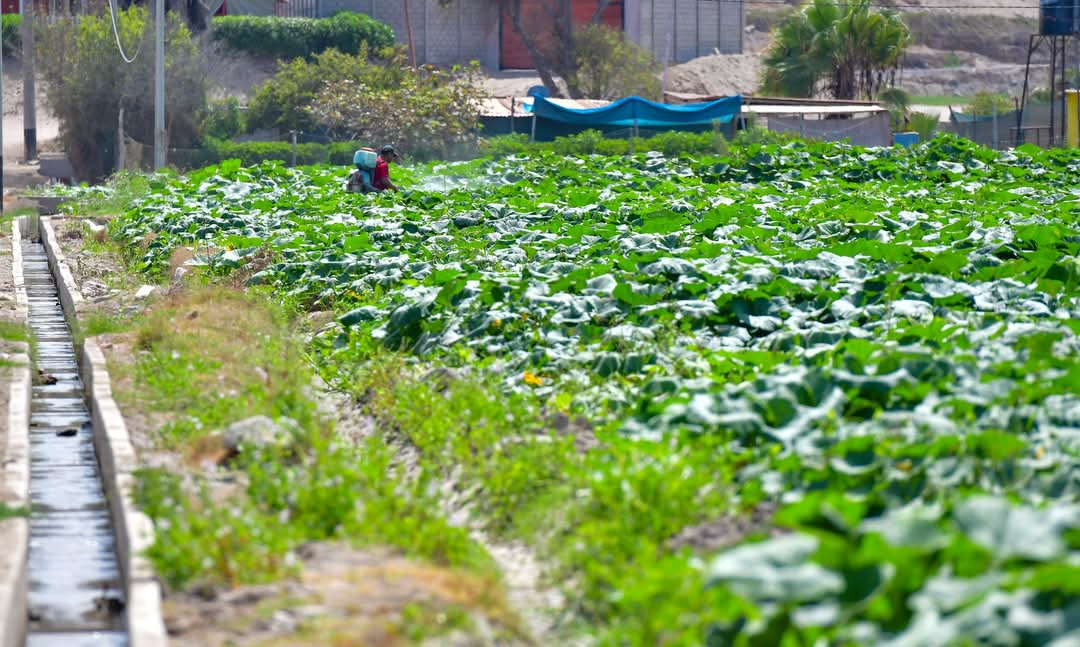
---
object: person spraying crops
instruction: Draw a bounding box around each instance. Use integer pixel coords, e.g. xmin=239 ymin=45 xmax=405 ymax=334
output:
xmin=347 ymin=145 xmax=399 ymax=193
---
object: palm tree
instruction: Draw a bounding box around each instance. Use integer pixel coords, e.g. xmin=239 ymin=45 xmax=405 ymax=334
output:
xmin=762 ymin=0 xmax=912 ymax=101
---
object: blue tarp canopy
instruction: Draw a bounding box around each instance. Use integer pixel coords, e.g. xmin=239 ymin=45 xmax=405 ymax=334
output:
xmin=531 ymin=95 xmax=743 ymax=128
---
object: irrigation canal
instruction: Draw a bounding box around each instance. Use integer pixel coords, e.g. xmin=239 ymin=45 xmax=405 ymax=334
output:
xmin=22 ymin=239 xmax=127 ymax=646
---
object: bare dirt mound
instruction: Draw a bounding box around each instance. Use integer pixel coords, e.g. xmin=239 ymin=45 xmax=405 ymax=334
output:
xmin=663 ymin=54 xmax=762 ymax=97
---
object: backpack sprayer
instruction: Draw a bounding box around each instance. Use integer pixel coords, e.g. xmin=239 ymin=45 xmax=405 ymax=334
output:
xmin=347 ymin=147 xmax=378 ymax=193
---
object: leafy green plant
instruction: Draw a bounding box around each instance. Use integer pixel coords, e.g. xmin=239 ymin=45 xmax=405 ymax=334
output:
xmin=82 ymin=133 xmax=1080 ymax=643
xmin=210 ymin=12 xmax=394 ymax=60
xmin=907 ymin=111 xmax=939 ymax=142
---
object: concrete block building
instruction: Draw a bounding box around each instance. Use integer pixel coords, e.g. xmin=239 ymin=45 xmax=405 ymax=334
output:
xmin=226 ymin=0 xmax=743 ymax=69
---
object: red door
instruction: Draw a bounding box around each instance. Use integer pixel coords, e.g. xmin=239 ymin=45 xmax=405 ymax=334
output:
xmin=500 ymin=0 xmax=623 ymax=70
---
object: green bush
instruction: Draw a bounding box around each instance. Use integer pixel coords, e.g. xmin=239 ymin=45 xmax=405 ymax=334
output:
xmin=2 ymin=14 xmax=21 ymax=56
xmin=202 ymin=97 xmax=244 ymax=141
xmin=569 ymin=23 xmax=660 ymax=101
xmin=38 ymin=9 xmax=206 ymax=181
xmin=907 ymin=112 xmax=939 ymax=142
xmin=479 ymin=128 xmax=729 ymax=159
xmin=211 ymin=12 xmax=394 ymax=60
xmin=168 ymin=139 xmax=361 ymax=171
xmin=968 ymin=91 xmax=1012 ymax=116
xmin=245 ymin=46 xmax=390 ymax=134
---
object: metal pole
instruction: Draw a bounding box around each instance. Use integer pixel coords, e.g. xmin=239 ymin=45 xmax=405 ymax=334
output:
xmin=1050 ymin=36 xmax=1057 ymax=146
xmin=22 ymin=0 xmax=37 ymax=161
xmin=290 ymin=130 xmax=297 ymax=166
xmin=992 ymin=102 xmax=998 ymax=149
xmin=154 ymin=0 xmax=165 ymax=170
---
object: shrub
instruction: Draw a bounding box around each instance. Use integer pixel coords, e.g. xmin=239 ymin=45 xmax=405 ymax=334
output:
xmin=311 ymin=51 xmax=485 ymax=160
xmin=968 ymin=91 xmax=1013 ymax=116
xmin=167 ymin=139 xmax=361 ymax=170
xmin=245 ymin=45 xmax=402 ymax=134
xmin=569 ymin=24 xmax=660 ymax=101
xmin=479 ymin=128 xmax=728 ymax=159
xmin=38 ymin=9 xmax=207 ymax=181
xmin=2 ymin=14 xmax=21 ymax=56
xmin=202 ymin=97 xmax=244 ymax=141
xmin=907 ymin=112 xmax=939 ymax=142
xmin=211 ymin=12 xmax=394 ymax=60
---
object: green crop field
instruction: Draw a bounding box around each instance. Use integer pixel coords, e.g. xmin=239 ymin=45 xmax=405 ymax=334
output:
xmin=89 ymin=135 xmax=1079 ymax=644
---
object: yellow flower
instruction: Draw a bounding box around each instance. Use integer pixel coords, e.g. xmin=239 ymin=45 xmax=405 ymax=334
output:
xmin=492 ymin=319 xmax=502 ymax=328
xmin=523 ymin=371 xmax=543 ymax=386
xmin=1035 ymin=446 xmax=1045 ymax=459
xmin=896 ymin=459 xmax=913 ymax=473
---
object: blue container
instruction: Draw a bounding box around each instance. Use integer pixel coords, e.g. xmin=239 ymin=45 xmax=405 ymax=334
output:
xmin=893 ymin=132 xmax=919 ymax=148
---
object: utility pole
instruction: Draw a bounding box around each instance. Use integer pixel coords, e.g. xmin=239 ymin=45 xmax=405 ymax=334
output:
xmin=22 ymin=0 xmax=37 ymax=161
xmin=153 ymin=0 xmax=165 ymax=170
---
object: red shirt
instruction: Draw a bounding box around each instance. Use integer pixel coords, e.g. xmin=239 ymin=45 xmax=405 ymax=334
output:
xmin=373 ymin=159 xmax=392 ymax=190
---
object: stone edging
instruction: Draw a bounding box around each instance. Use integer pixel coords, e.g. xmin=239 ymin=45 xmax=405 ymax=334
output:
xmin=0 ymin=219 xmax=32 ymax=647
xmin=39 ymin=217 xmax=168 ymax=647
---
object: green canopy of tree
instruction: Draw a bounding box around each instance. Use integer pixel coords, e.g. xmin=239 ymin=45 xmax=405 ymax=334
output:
xmin=762 ymin=0 xmax=911 ymax=100
xmin=37 ymin=8 xmax=207 ymax=181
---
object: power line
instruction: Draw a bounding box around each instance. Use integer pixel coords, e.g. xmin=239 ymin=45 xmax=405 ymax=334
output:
xmin=108 ymin=0 xmax=142 ymax=64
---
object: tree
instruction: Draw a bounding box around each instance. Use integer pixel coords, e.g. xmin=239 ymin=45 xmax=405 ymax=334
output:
xmin=967 ymin=91 xmax=1012 ymax=116
xmin=497 ymin=0 xmax=620 ymax=99
xmin=37 ymin=8 xmax=208 ymax=180
xmin=762 ymin=0 xmax=911 ymax=101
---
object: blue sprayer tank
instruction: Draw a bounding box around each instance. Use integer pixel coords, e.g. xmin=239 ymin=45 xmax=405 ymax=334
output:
xmin=353 ymin=147 xmax=378 ymax=170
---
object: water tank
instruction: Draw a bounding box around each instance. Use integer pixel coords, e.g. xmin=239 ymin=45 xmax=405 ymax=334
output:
xmin=1040 ymin=0 xmax=1076 ymax=35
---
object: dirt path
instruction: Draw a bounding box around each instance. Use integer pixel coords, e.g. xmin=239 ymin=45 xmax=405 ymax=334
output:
xmin=2 ymin=61 xmax=60 ymax=196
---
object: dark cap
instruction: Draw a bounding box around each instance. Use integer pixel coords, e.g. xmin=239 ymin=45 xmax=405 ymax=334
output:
xmin=380 ymin=145 xmax=396 ymax=155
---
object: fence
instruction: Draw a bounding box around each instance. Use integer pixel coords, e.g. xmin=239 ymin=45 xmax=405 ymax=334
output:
xmin=942 ymin=103 xmax=1062 ymax=149
xmin=765 ymin=112 xmax=892 ymax=148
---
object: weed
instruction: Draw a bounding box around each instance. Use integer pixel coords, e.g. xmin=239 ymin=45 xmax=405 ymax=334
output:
xmin=0 ymin=321 xmax=31 ymax=343
xmin=0 ymin=502 xmax=30 ymax=520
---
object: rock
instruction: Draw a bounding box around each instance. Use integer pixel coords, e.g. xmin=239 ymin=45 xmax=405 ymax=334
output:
xmin=423 ymin=366 xmax=461 ymax=392
xmin=172 ymin=266 xmax=189 ymax=286
xmin=667 ymin=504 xmax=779 ymax=554
xmin=37 ymin=369 xmax=58 ymax=385
xmin=222 ymin=415 xmax=298 ymax=452
xmin=93 ymin=592 xmax=125 ymax=616
xmin=56 ymin=428 xmax=78 ymax=437
xmin=135 ymin=285 xmax=158 ymax=299
xmin=82 ymin=280 xmax=109 ymax=298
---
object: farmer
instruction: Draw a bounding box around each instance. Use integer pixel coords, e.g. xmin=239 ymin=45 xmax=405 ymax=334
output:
xmin=373 ymin=145 xmax=399 ymax=192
